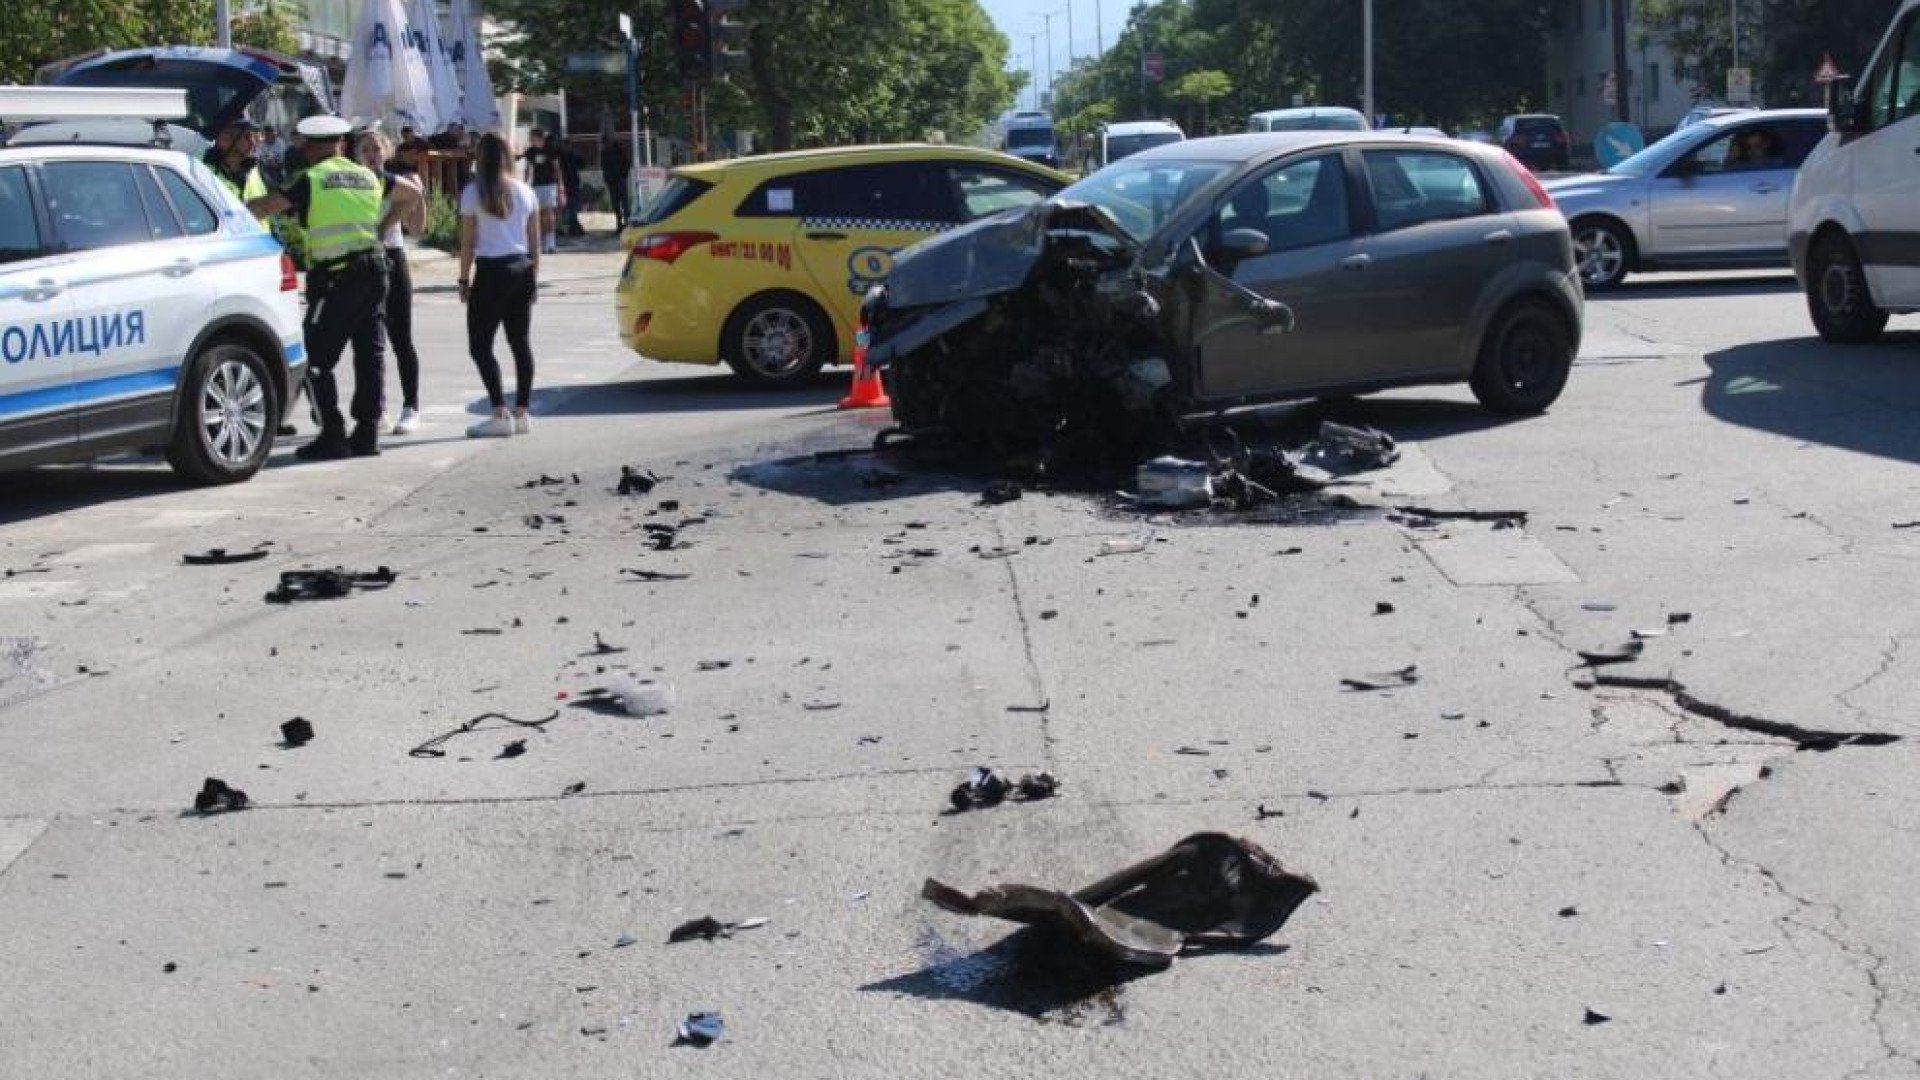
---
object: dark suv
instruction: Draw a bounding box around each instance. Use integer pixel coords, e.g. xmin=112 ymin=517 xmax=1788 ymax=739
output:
xmin=1499 ymin=114 xmax=1571 ymax=173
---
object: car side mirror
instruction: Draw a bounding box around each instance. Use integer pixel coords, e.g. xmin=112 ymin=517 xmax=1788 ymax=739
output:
xmin=1826 ymin=76 xmax=1861 ymax=134
xmin=1667 ymin=156 xmax=1699 ymax=178
xmin=1218 ymin=227 xmax=1270 ymax=261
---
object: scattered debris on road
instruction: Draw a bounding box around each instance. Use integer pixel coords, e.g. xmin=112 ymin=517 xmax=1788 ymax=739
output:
xmin=409 ymin=710 xmax=559 ymax=759
xmin=669 ymin=916 xmax=770 ymax=943
xmin=1392 ymin=507 xmax=1528 ymax=529
xmin=587 ymin=675 xmax=675 ymax=717
xmin=617 ymin=467 xmax=662 ymax=495
xmin=923 ymin=832 xmax=1318 ymax=968
xmin=265 ymin=566 xmax=396 ymax=603
xmin=279 ymin=717 xmax=314 ymax=748
xmin=182 ymin=547 xmax=271 ymax=566
xmin=981 ymin=480 xmax=1023 ymax=505
xmin=1297 ymin=421 xmax=1400 ymax=473
xmin=1341 ymin=665 xmax=1419 ymax=691
xmin=621 ymin=568 xmax=691 ymax=582
xmin=948 ymin=767 xmax=1060 ymax=812
xmin=1583 ymin=1007 xmax=1612 ymax=1026
xmin=1577 ymin=641 xmax=1645 ymax=666
xmin=675 ymin=1012 xmax=725 ymax=1047
xmin=193 ymin=777 xmax=249 ymax=814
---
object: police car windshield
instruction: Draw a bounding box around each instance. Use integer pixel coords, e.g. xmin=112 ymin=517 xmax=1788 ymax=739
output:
xmin=1058 ymin=158 xmax=1231 ymax=243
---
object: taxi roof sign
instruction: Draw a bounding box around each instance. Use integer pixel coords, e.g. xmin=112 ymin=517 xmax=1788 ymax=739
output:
xmin=0 ymin=86 xmax=189 ymax=121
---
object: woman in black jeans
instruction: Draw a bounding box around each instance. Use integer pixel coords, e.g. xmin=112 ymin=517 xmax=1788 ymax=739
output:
xmin=458 ymin=133 xmax=542 ymax=437
xmin=354 ymin=130 xmax=426 ymax=434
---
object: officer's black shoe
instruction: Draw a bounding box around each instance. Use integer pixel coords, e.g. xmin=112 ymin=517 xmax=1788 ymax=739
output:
xmin=296 ymin=429 xmax=351 ymax=461
xmin=348 ymin=422 xmax=381 ymax=457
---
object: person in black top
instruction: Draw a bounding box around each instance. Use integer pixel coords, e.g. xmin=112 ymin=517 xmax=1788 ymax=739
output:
xmin=557 ymin=140 xmax=585 ymax=237
xmin=600 ymin=135 xmax=631 ymax=230
xmin=520 ymin=128 xmax=560 ymax=254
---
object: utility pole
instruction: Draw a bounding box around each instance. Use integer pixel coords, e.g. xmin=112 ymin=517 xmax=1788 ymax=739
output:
xmin=1730 ymin=0 xmax=1740 ymax=70
xmin=1362 ymin=0 xmax=1373 ymax=123
xmin=1029 ymin=33 xmax=1041 ymax=110
xmin=1065 ymin=3 xmax=1074 ymax=68
xmin=215 ymin=0 xmax=231 ymax=48
xmin=1611 ymin=0 xmax=1631 ymax=122
xmin=1095 ymin=0 xmax=1103 ymax=55
xmin=1038 ymin=9 xmax=1056 ymax=104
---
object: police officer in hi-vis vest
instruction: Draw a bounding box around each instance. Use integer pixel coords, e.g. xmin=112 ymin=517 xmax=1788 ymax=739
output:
xmin=205 ymin=118 xmax=269 ymax=204
xmin=250 ymin=115 xmax=389 ymax=460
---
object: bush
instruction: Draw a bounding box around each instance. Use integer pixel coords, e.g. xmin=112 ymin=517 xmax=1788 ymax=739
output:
xmin=421 ymin=192 xmax=461 ymax=253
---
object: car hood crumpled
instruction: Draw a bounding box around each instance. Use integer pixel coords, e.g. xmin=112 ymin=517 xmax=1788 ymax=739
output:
xmin=880 ymin=199 xmax=1138 ymax=310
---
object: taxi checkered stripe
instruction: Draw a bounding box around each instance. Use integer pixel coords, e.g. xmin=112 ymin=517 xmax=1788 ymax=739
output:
xmin=801 ymin=216 xmax=955 ymax=232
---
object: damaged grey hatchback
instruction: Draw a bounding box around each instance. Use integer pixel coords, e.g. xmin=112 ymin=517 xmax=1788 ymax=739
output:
xmin=863 ymin=133 xmax=1582 ymax=464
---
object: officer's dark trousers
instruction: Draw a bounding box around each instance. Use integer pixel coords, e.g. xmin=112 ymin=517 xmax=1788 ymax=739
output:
xmin=304 ymin=252 xmax=389 ymax=433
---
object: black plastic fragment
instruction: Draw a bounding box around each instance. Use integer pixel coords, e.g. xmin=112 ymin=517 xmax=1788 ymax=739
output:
xmin=280 ymin=717 xmax=314 ymax=747
xmin=183 ymin=548 xmax=271 ymax=566
xmin=1583 ymin=1008 xmax=1611 ymax=1025
xmin=669 ymin=917 xmax=728 ymax=943
xmin=194 ymin=777 xmax=249 ymax=814
xmin=618 ymin=467 xmax=661 ymax=495
xmin=1340 ymin=665 xmax=1419 ymax=691
xmin=265 ymin=566 xmax=395 ymax=603
xmin=980 ymin=480 xmax=1023 ymax=505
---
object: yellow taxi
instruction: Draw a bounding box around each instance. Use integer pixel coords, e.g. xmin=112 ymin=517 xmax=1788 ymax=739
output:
xmin=616 ymin=144 xmax=1069 ymax=384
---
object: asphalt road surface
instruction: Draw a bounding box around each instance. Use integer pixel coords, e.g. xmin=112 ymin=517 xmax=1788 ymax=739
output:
xmin=3 ymin=251 xmax=1918 ymax=1080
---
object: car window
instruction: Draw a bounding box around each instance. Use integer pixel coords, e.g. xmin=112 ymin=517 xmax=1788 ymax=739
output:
xmin=1215 ymin=153 xmax=1351 ymax=253
xmin=1363 ymin=150 xmax=1490 ymax=231
xmin=152 ymin=165 xmax=221 ymax=236
xmin=0 ymin=167 xmax=41 ymax=266
xmin=1682 ymin=124 xmax=1802 ymax=174
xmin=1058 ymin=158 xmax=1231 ymax=243
xmin=134 ymin=167 xmax=183 ymax=241
xmin=1893 ymin=17 xmax=1920 ymax=124
xmin=741 ymin=163 xmax=958 ymax=224
xmin=949 ymin=167 xmax=1053 ymax=220
xmin=42 ymin=161 xmax=162 ymax=253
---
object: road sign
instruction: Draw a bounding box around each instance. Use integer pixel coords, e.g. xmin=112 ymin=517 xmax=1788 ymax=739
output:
xmin=566 ymin=50 xmax=626 ymax=75
xmin=1727 ymin=66 xmax=1753 ymax=105
xmin=1814 ymin=53 xmax=1843 ymax=84
xmin=1594 ymin=121 xmax=1645 ymax=169
xmin=1142 ymin=51 xmax=1164 ymax=82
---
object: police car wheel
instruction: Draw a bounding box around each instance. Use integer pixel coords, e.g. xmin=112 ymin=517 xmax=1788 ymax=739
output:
xmin=722 ymin=293 xmax=833 ymax=386
xmin=167 ymin=341 xmax=279 ymax=485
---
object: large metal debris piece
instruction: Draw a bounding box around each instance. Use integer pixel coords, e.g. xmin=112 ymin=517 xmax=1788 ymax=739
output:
xmin=922 ymin=832 xmax=1318 ymax=968
xmin=1298 ymin=421 xmax=1400 ymax=473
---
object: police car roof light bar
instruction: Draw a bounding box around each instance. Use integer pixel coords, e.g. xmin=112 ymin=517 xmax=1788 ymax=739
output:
xmin=0 ymin=86 xmax=190 ymax=122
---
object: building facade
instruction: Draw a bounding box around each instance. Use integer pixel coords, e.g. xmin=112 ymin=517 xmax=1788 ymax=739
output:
xmin=1545 ymin=0 xmax=1708 ymax=145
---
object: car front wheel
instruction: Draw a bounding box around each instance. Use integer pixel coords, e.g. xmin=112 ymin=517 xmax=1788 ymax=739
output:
xmin=1807 ymin=233 xmax=1888 ymax=343
xmin=722 ymin=292 xmax=835 ymax=385
xmin=1470 ymin=299 xmax=1574 ymax=415
xmin=1572 ymin=218 xmax=1631 ymax=290
xmin=167 ymin=340 xmax=278 ymax=484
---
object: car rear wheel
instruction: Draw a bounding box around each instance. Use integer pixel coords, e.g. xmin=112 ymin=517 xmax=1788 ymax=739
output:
xmin=1807 ymin=233 xmax=1888 ymax=343
xmin=1470 ymin=299 xmax=1573 ymax=416
xmin=167 ymin=340 xmax=278 ymax=485
xmin=1572 ymin=218 xmax=1631 ymax=290
xmin=722 ymin=292 xmax=834 ymax=385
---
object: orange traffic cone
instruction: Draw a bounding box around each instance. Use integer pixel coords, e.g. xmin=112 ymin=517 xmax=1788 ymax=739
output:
xmin=838 ymin=331 xmax=891 ymax=410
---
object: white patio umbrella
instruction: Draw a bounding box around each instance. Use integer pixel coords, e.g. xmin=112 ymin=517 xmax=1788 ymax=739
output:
xmin=338 ymin=0 xmax=441 ymax=136
xmin=447 ymin=0 xmax=500 ymax=131
xmin=407 ymin=0 xmax=463 ymax=134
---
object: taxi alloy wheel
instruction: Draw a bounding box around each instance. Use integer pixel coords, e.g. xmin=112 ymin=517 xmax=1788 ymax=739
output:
xmin=168 ymin=340 xmax=279 ymax=485
xmin=724 ymin=292 xmax=833 ymax=385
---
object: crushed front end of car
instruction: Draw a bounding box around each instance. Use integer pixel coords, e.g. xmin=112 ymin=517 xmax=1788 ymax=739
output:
xmin=861 ymin=201 xmax=1189 ymax=475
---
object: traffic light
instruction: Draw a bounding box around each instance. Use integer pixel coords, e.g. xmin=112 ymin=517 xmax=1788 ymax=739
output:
xmin=710 ymin=0 xmax=750 ymax=75
xmin=673 ymin=0 xmax=711 ymax=81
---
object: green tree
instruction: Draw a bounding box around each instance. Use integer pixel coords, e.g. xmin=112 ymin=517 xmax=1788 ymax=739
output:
xmin=1 ymin=0 xmax=299 ymax=84
xmin=1168 ymin=68 xmax=1232 ymax=133
xmin=1641 ymin=0 xmax=1900 ymax=107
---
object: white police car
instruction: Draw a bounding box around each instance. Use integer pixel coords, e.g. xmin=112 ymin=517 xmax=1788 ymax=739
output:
xmin=1 ymin=86 xmax=304 ymax=483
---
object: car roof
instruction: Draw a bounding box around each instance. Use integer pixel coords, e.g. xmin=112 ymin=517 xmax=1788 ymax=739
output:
xmin=1126 ymin=130 xmax=1466 ymax=164
xmin=0 ymin=142 xmax=195 ymax=165
xmin=1695 ymin=107 xmax=1827 ymax=128
xmin=674 ymin=143 xmax=1057 ymax=180
xmin=1250 ymin=106 xmax=1362 ymax=120
xmin=1105 ymin=121 xmax=1181 ymax=135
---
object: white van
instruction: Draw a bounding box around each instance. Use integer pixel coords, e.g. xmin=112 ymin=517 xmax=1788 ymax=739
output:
xmin=1787 ymin=0 xmax=1920 ymax=341
xmin=1247 ymin=106 xmax=1369 ymax=133
xmin=1096 ymin=120 xmax=1183 ymax=167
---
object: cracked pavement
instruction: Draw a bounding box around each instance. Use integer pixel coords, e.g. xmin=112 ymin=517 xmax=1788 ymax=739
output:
xmin=2 ymin=263 xmax=1918 ymax=1078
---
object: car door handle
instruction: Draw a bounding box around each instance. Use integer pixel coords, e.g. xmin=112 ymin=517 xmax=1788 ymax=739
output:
xmin=1749 ymin=182 xmax=1779 ymax=194
xmin=805 ymin=231 xmax=848 ymax=241
xmin=163 ymin=257 xmax=199 ymax=277
xmin=22 ymin=278 xmax=64 ymax=301
xmin=1484 ymin=229 xmax=1513 ymax=246
xmin=1340 ymin=254 xmax=1372 ymax=272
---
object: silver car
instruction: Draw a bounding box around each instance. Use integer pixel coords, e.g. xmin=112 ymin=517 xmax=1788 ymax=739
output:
xmin=1545 ymin=108 xmax=1828 ymax=289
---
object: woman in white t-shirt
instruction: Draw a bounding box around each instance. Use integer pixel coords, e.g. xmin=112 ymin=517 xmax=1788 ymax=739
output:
xmin=458 ymin=133 xmax=542 ymax=438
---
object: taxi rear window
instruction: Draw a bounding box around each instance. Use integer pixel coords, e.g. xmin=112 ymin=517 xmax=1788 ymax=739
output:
xmin=636 ymin=177 xmax=712 ymax=226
